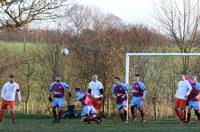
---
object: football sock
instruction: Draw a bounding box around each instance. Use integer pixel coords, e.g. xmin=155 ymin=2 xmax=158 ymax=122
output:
xmin=120 ymin=113 xmax=125 ymax=121
xmin=9 ymin=111 xmax=15 ymax=123
xmin=187 ymin=112 xmax=191 ymax=122
xmin=194 ymin=110 xmax=200 ymax=120
xmin=124 ymin=110 xmax=127 ymax=121
xmin=131 ymin=106 xmax=136 ymax=120
xmin=140 ymin=110 xmax=145 ymax=120
xmin=0 ymin=111 xmax=3 ymax=122
xmin=52 ymin=109 xmax=57 ymax=120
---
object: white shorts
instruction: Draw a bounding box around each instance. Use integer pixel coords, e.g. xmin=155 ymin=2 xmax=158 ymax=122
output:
xmin=81 ymin=105 xmax=96 ymax=117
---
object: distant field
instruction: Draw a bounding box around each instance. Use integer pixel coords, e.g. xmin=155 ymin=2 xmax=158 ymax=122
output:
xmin=1 ymin=118 xmax=200 ymax=132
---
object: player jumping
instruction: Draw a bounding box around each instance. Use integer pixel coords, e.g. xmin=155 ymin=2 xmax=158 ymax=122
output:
xmin=49 ymin=75 xmax=71 ymax=124
xmin=0 ymin=75 xmax=21 ymax=124
xmin=174 ymin=73 xmax=192 ymax=124
xmin=130 ymin=74 xmax=146 ymax=122
xmin=112 ymin=76 xmax=128 ymax=123
xmin=74 ymin=88 xmax=102 ymax=124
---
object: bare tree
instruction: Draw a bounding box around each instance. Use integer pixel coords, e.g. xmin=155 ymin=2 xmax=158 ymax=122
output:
xmin=0 ymin=0 xmax=73 ymax=30
xmin=156 ymin=0 xmax=200 ymax=72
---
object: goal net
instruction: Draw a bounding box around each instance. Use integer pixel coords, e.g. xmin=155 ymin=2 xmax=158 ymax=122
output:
xmin=125 ymin=53 xmax=200 ymax=119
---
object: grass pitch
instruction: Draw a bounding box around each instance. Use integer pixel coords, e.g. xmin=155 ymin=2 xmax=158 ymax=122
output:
xmin=0 ymin=118 xmax=200 ymax=132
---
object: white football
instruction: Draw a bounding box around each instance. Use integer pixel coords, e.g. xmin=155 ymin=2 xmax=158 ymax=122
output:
xmin=61 ymin=48 xmax=69 ymax=55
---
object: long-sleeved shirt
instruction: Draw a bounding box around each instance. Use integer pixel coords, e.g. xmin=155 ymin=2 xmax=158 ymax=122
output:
xmin=1 ymin=82 xmax=21 ymax=101
xmin=175 ymin=80 xmax=192 ymax=100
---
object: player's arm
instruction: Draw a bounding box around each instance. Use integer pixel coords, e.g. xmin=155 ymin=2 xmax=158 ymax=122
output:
xmin=0 ymin=84 xmax=6 ymax=100
xmin=48 ymin=83 xmax=54 ymax=102
xmin=140 ymin=82 xmax=146 ymax=99
xmin=87 ymin=83 xmax=92 ymax=97
xmin=111 ymin=85 xmax=116 ymax=99
xmin=99 ymin=82 xmax=104 ymax=98
xmin=186 ymin=81 xmax=192 ymax=97
xmin=16 ymin=84 xmax=21 ymax=103
xmin=62 ymin=82 xmax=72 ymax=97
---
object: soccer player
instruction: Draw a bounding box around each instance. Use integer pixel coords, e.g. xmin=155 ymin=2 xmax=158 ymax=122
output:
xmin=112 ymin=77 xmax=128 ymax=122
xmin=88 ymin=74 xmax=105 ymax=119
xmin=186 ymin=75 xmax=200 ymax=124
xmin=174 ymin=73 xmax=192 ymax=124
xmin=49 ymin=75 xmax=71 ymax=124
xmin=0 ymin=75 xmax=21 ymax=124
xmin=74 ymin=88 xmax=102 ymax=124
xmin=130 ymin=74 xmax=146 ymax=122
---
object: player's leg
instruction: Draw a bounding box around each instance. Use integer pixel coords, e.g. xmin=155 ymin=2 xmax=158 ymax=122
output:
xmin=130 ymin=97 xmax=137 ymax=120
xmin=8 ymin=101 xmax=15 ymax=123
xmin=187 ymin=101 xmax=193 ymax=124
xmin=179 ymin=99 xmax=187 ymax=124
xmin=52 ymin=98 xmax=58 ymax=124
xmin=92 ymin=98 xmax=106 ymax=120
xmin=0 ymin=100 xmax=8 ymax=123
xmin=173 ymin=98 xmax=181 ymax=119
xmin=81 ymin=105 xmax=92 ymax=124
xmin=117 ymin=104 xmax=125 ymax=122
xmin=137 ymin=100 xmax=145 ymax=122
xmin=135 ymin=97 xmax=145 ymax=122
xmin=89 ymin=106 xmax=103 ymax=125
xmin=193 ymin=101 xmax=200 ymax=123
xmin=120 ymin=100 xmax=128 ymax=122
xmin=186 ymin=109 xmax=191 ymax=123
xmin=57 ymin=98 xmax=64 ymax=124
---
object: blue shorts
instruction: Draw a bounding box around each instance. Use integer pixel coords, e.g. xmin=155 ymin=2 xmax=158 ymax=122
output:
xmin=130 ymin=96 xmax=143 ymax=109
xmin=52 ymin=98 xmax=64 ymax=108
xmin=188 ymin=101 xmax=200 ymax=111
xmin=81 ymin=105 xmax=96 ymax=117
xmin=117 ymin=100 xmax=128 ymax=110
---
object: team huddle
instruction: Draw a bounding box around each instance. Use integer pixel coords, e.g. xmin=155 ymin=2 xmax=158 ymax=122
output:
xmin=0 ymin=73 xmax=200 ymax=125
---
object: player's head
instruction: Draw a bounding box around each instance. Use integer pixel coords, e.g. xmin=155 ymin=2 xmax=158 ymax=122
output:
xmin=74 ymin=88 xmax=81 ymax=92
xmin=192 ymin=75 xmax=197 ymax=82
xmin=179 ymin=72 xmax=186 ymax=80
xmin=55 ymin=75 xmax=61 ymax=82
xmin=114 ymin=76 xmax=120 ymax=84
xmin=134 ymin=74 xmax=140 ymax=81
xmin=92 ymin=74 xmax=98 ymax=81
xmin=9 ymin=74 xmax=15 ymax=83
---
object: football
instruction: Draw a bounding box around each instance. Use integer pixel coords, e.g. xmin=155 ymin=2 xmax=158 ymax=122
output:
xmin=61 ymin=48 xmax=69 ymax=55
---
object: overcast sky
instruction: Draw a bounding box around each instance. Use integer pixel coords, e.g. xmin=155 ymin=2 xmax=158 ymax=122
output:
xmin=78 ymin=0 xmax=159 ymax=25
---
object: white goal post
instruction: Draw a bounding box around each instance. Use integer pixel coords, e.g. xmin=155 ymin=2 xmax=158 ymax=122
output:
xmin=125 ymin=52 xmax=200 ymax=84
xmin=124 ymin=52 xmax=200 ymax=121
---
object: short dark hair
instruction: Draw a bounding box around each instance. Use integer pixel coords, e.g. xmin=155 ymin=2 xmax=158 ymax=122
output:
xmin=135 ymin=74 xmax=140 ymax=77
xmin=114 ymin=76 xmax=120 ymax=81
xmin=180 ymin=72 xmax=187 ymax=75
xmin=9 ymin=74 xmax=15 ymax=78
xmin=74 ymin=88 xmax=81 ymax=91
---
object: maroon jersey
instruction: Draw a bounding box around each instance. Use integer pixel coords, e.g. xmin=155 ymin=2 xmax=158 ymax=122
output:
xmin=51 ymin=83 xmax=65 ymax=98
xmin=112 ymin=83 xmax=128 ymax=105
xmin=188 ymin=82 xmax=200 ymax=101
xmin=131 ymin=81 xmax=145 ymax=97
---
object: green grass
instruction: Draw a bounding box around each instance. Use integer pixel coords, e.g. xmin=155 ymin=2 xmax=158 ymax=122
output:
xmin=1 ymin=118 xmax=200 ymax=132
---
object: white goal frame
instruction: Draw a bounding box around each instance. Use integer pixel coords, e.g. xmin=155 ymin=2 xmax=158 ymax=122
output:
xmin=125 ymin=52 xmax=200 ymax=84
xmin=125 ymin=52 xmax=200 ymax=121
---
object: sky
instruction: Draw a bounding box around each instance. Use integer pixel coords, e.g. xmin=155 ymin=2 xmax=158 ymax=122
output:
xmin=78 ymin=0 xmax=159 ymax=26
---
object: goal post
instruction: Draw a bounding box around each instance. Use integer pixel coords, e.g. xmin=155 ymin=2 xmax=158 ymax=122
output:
xmin=125 ymin=52 xmax=200 ymax=84
xmin=124 ymin=52 xmax=200 ymax=121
